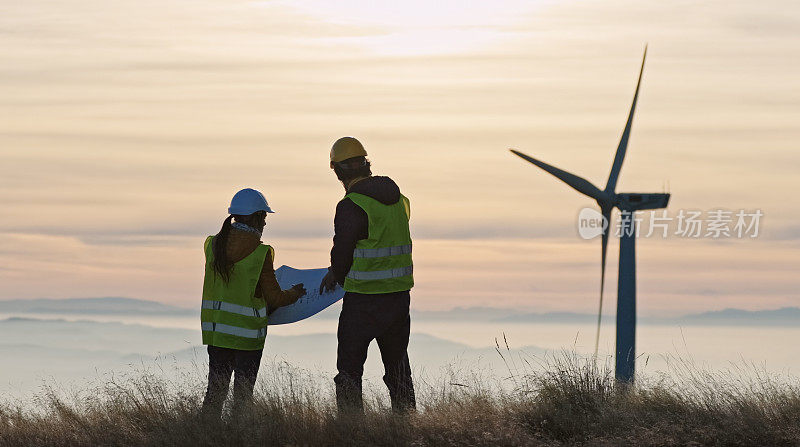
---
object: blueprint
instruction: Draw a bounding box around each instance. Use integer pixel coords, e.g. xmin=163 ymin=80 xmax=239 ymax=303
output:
xmin=268 ymin=265 xmax=345 ymax=325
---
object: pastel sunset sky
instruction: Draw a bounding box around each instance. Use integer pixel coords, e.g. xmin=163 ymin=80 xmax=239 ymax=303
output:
xmin=1 ymin=0 xmax=798 ymax=316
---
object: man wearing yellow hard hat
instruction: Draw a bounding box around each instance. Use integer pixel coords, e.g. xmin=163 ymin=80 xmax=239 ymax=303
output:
xmin=319 ymin=136 xmax=416 ymax=413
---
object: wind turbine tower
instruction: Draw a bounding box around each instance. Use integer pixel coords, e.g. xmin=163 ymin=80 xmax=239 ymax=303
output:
xmin=510 ymin=47 xmax=669 ymax=383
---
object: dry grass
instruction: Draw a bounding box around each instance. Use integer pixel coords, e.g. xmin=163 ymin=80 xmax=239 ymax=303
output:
xmin=3 ymin=353 xmax=800 ymax=446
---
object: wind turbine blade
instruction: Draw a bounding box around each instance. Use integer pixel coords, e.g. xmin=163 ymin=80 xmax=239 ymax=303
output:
xmin=605 ymin=45 xmax=647 ymax=194
xmin=594 ymin=207 xmax=611 ymax=359
xmin=510 ymin=149 xmax=606 ymax=201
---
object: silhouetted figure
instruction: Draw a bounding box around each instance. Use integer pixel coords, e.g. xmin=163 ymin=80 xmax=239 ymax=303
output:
xmin=319 ymin=137 xmax=416 ymax=413
xmin=201 ymin=188 xmax=306 ymax=419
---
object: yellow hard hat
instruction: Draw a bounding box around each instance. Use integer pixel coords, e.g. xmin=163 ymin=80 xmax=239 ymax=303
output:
xmin=330 ymin=137 xmax=368 ymax=163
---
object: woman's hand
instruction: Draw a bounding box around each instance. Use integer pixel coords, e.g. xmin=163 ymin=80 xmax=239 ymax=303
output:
xmin=291 ymin=283 xmax=307 ymax=298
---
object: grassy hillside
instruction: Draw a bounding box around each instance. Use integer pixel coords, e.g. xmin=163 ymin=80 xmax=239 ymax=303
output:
xmin=2 ymin=355 xmax=800 ymax=446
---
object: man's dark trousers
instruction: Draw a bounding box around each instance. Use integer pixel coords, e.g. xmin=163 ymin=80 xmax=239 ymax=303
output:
xmin=335 ymin=290 xmax=416 ymax=413
xmin=202 ymin=345 xmax=263 ymax=419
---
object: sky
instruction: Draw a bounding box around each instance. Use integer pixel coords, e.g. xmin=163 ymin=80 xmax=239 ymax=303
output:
xmin=1 ymin=0 xmax=799 ymax=316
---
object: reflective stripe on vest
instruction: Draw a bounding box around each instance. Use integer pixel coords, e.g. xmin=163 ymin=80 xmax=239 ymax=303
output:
xmin=201 ymin=299 xmax=266 ymax=318
xmin=201 ymin=321 xmax=266 ymax=339
xmin=353 ymin=244 xmax=412 ymax=259
xmin=347 ymin=265 xmax=413 ymax=281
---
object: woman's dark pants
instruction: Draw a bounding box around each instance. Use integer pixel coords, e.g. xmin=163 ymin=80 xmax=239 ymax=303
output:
xmin=202 ymin=345 xmax=263 ymax=419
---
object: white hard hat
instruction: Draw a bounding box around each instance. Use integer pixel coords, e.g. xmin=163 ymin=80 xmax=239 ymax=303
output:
xmin=228 ymin=188 xmax=275 ymax=215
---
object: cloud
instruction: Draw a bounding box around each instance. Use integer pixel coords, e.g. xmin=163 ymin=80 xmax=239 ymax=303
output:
xmin=766 ymin=225 xmax=800 ymax=241
xmin=0 ymin=219 xmax=571 ymax=248
xmin=1 ymin=0 xmax=799 ymax=313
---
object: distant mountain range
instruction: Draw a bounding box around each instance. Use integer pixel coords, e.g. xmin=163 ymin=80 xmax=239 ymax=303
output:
xmin=0 ymin=316 xmax=545 ymax=397
xmin=390 ymin=306 xmax=800 ymax=327
xmin=486 ymin=308 xmax=800 ymax=327
xmin=2 ymin=297 xmax=800 ymax=326
xmin=0 ymin=297 xmax=194 ymax=315
xmin=666 ymin=307 xmax=800 ymax=326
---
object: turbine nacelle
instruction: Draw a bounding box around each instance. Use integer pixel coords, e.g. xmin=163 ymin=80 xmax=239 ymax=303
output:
xmin=614 ymin=192 xmax=670 ymax=212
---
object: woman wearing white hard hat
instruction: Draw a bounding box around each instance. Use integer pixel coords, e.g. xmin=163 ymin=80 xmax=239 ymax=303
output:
xmin=199 ymin=188 xmax=306 ymax=419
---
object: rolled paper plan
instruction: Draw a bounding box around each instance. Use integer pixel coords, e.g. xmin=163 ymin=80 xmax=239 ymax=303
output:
xmin=268 ymin=266 xmax=345 ymax=325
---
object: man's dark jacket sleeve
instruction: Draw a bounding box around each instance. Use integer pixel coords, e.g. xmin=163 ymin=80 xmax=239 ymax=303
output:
xmin=329 ymin=176 xmax=402 ymax=285
xmin=330 ymin=199 xmax=368 ymax=284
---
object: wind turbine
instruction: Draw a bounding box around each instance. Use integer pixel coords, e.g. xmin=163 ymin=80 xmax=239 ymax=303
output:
xmin=510 ymin=46 xmax=669 ymax=383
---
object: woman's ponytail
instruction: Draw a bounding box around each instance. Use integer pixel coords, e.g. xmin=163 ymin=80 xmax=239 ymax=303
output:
xmin=212 ymin=215 xmax=234 ymax=282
